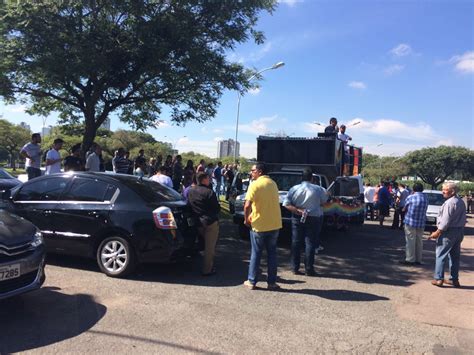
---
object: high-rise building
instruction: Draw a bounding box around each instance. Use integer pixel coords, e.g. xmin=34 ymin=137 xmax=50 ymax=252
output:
xmin=218 ymin=139 xmax=240 ymax=159
xmin=19 ymin=122 xmax=31 ymax=131
xmin=100 ymin=117 xmax=111 ymax=130
xmin=41 ymin=126 xmax=52 ymax=137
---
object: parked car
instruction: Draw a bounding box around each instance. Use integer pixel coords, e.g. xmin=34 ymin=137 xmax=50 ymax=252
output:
xmin=0 ymin=209 xmax=46 ymax=300
xmin=2 ymin=172 xmax=195 ymax=277
xmin=423 ymin=189 xmax=444 ymax=227
xmin=0 ymin=168 xmax=22 ymax=192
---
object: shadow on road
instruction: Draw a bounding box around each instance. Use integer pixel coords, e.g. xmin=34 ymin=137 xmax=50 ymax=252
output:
xmin=0 ymin=287 xmax=106 ymax=354
xmin=279 ymin=288 xmax=389 ymax=301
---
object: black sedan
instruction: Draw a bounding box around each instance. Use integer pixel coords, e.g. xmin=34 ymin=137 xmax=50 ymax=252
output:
xmin=2 ymin=172 xmax=195 ymax=277
xmin=0 ymin=168 xmax=21 ymax=192
xmin=0 ymin=209 xmax=46 ymax=300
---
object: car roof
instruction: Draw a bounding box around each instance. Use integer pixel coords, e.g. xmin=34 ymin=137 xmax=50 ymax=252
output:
xmin=25 ymin=172 xmax=141 ymax=185
xmin=423 ymin=190 xmax=442 ymax=194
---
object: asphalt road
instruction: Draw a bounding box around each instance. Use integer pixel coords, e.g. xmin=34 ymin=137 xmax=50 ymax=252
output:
xmin=1 ymin=215 xmax=473 ymax=354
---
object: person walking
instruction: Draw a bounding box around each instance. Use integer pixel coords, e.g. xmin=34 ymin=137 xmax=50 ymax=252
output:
xmin=378 ymin=181 xmax=391 ymax=226
xmin=20 ymin=133 xmax=42 ymax=180
xmin=224 ymin=165 xmax=234 ymax=200
xmin=85 ymin=144 xmax=102 ymax=172
xmin=64 ymin=143 xmax=84 ymax=172
xmin=188 ymin=172 xmax=220 ymax=276
xmin=429 ymin=182 xmax=466 ymax=287
xmin=392 ymin=183 xmax=410 ymax=229
xmin=364 ymin=183 xmax=376 ymax=220
xmin=150 ymin=166 xmax=173 ymax=188
xmin=400 ymin=182 xmax=428 ymax=266
xmin=283 ymin=168 xmax=326 ymax=276
xmin=45 ymin=138 xmax=64 ymax=175
xmin=213 ymin=162 xmax=223 ymax=198
xmin=243 ymin=163 xmax=282 ymax=290
xmin=172 ymin=155 xmax=184 ymax=192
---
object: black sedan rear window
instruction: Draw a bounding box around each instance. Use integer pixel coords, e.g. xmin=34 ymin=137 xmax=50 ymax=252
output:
xmin=122 ymin=177 xmax=183 ymax=202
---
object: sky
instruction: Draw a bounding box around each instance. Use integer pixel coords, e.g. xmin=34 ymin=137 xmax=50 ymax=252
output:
xmin=1 ymin=0 xmax=473 ymax=158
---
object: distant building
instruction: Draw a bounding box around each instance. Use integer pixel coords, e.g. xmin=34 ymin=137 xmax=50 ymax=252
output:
xmin=100 ymin=117 xmax=111 ymax=130
xmin=41 ymin=126 xmax=52 ymax=137
xmin=19 ymin=122 xmax=31 ymax=131
xmin=218 ymin=139 xmax=240 ymax=159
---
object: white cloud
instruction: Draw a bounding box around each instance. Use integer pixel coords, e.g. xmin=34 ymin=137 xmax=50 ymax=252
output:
xmin=227 ymin=41 xmax=272 ymax=64
xmin=239 ymin=115 xmax=278 ymax=135
xmin=384 ymin=64 xmax=405 ymax=76
xmin=278 ymin=0 xmax=301 ymax=7
xmin=346 ymin=118 xmax=439 ymax=141
xmin=390 ymin=43 xmax=413 ymax=57
xmin=212 ymin=128 xmax=223 ymax=134
xmin=201 ymin=127 xmax=208 ymax=133
xmin=213 ymin=137 xmax=224 ymax=142
xmin=348 ymin=81 xmax=367 ymax=90
xmin=248 ymin=87 xmax=261 ymax=95
xmin=449 ymin=51 xmax=474 ymax=74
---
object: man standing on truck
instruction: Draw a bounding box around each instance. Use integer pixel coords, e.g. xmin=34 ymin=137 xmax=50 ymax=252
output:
xmin=283 ymin=168 xmax=327 ymax=276
xmin=337 ymin=124 xmax=352 ymax=176
xmin=324 ymin=117 xmax=338 ymax=135
xmin=243 ymin=163 xmax=282 ymax=290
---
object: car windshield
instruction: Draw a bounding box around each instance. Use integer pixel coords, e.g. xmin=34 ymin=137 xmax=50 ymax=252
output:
xmin=268 ymin=173 xmax=302 ymax=191
xmin=424 ymin=192 xmax=445 ymax=206
xmin=120 ymin=176 xmax=183 ymax=203
xmin=0 ymin=169 xmax=14 ymax=179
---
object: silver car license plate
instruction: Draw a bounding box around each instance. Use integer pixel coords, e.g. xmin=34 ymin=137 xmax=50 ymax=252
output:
xmin=0 ymin=264 xmax=21 ymax=281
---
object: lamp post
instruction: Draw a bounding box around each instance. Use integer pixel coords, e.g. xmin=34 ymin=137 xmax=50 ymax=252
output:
xmin=234 ymin=61 xmax=285 ymax=162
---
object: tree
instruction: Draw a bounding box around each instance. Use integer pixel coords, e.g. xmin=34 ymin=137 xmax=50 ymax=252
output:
xmin=405 ymin=146 xmax=474 ymax=189
xmin=0 ymin=119 xmax=31 ymax=170
xmin=0 ymin=1 xmax=275 ymax=156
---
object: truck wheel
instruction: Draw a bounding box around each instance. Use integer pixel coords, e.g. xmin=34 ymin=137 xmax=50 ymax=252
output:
xmin=238 ymin=223 xmax=250 ymax=240
xmin=97 ymin=236 xmax=136 ymax=278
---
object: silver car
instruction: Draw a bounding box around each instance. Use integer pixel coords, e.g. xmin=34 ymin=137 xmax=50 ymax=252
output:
xmin=423 ymin=190 xmax=444 ymax=226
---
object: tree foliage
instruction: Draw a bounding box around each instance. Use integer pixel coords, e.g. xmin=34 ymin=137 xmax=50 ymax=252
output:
xmin=405 ymin=146 xmax=474 ymax=189
xmin=0 ymin=0 xmax=276 ymax=155
xmin=0 ymin=119 xmax=31 ymax=170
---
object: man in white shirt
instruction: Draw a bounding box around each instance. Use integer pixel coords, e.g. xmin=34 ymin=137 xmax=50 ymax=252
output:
xmin=150 ymin=166 xmax=173 ymax=188
xmin=85 ymin=144 xmax=102 ymax=172
xmin=20 ymin=133 xmax=42 ymax=180
xmin=337 ymin=125 xmax=352 ymax=176
xmin=364 ymin=183 xmax=376 ymax=220
xmin=45 ymin=138 xmax=64 ymax=175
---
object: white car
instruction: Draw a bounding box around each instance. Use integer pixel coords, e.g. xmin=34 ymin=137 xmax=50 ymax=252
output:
xmin=423 ymin=189 xmax=444 ymax=226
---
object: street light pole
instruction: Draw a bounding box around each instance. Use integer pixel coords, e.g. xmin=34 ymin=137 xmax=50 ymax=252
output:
xmin=234 ymin=61 xmax=285 ymax=163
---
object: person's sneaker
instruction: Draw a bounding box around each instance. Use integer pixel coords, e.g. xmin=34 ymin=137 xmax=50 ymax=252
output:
xmin=243 ymin=280 xmax=256 ymax=290
xmin=317 ymin=246 xmax=324 ymax=251
xmin=305 ymin=269 xmax=317 ymax=277
xmin=292 ymin=270 xmax=304 ymax=275
xmin=399 ymin=260 xmax=416 ymax=266
xmin=414 ymin=261 xmax=423 ymax=266
xmin=431 ymin=279 xmax=444 ymax=287
xmin=267 ymin=283 xmax=281 ymax=291
xmin=445 ymin=279 xmax=461 ymax=288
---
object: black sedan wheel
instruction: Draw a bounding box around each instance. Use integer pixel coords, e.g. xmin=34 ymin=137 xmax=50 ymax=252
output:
xmin=97 ymin=236 xmax=135 ymax=277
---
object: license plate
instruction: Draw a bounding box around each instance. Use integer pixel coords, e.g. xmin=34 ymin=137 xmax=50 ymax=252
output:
xmin=0 ymin=264 xmax=21 ymax=281
xmin=427 ymin=217 xmax=436 ymax=222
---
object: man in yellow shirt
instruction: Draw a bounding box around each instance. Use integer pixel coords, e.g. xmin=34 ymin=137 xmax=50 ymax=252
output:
xmin=243 ymin=163 xmax=282 ymax=290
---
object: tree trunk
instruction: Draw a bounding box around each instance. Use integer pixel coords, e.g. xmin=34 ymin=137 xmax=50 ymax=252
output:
xmin=10 ymin=155 xmax=16 ymax=171
xmin=81 ymin=114 xmax=99 ymax=161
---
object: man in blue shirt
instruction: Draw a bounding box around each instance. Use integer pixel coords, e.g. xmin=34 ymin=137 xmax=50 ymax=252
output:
xmin=378 ymin=181 xmax=391 ymax=227
xmin=401 ymin=182 xmax=428 ymax=265
xmin=213 ymin=161 xmax=223 ymax=198
xmin=283 ymin=168 xmax=327 ymax=276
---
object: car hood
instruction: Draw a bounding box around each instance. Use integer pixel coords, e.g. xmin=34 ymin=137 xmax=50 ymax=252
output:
xmin=0 ymin=178 xmax=21 ymax=189
xmin=426 ymin=204 xmax=441 ymax=216
xmin=0 ymin=210 xmax=36 ymax=247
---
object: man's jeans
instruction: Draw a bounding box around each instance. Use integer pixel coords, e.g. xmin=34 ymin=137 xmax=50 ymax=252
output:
xmin=26 ymin=167 xmax=41 ymax=180
xmin=404 ymin=225 xmax=424 ymax=263
xmin=248 ymin=229 xmax=279 ymax=285
xmin=291 ymin=216 xmax=322 ymax=272
xmin=434 ymin=227 xmax=464 ymax=281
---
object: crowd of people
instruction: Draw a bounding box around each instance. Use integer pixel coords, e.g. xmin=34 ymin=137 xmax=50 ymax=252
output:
xmin=18 ymin=132 xmax=469 ymax=290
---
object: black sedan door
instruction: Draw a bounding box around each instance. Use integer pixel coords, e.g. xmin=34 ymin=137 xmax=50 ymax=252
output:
xmin=10 ymin=176 xmax=71 ymax=249
xmin=52 ymin=176 xmax=118 ymax=257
